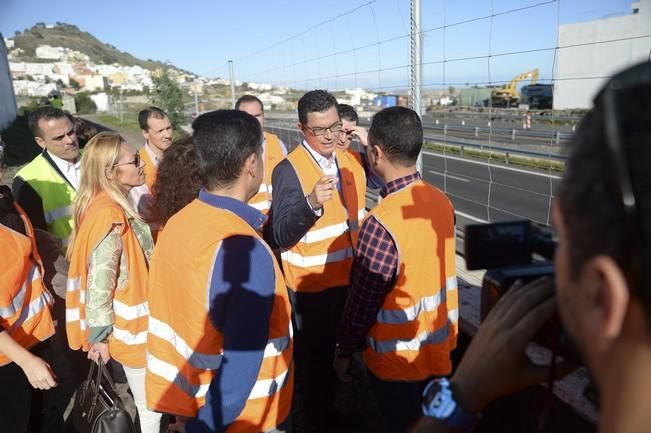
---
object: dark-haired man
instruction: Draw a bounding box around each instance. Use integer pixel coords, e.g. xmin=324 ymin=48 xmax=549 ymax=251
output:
xmin=337 ymin=103 xmax=383 ymax=190
xmin=236 ymin=94 xmax=288 ymax=214
xmin=334 ymin=106 xmax=458 ymax=433
xmin=13 ymin=106 xmax=80 ymax=249
xmin=129 ymin=106 xmax=173 ymax=218
xmin=146 ymin=110 xmax=293 ymax=433
xmin=270 ymin=90 xmax=366 ymax=432
xmin=411 ymin=62 xmax=651 ymax=433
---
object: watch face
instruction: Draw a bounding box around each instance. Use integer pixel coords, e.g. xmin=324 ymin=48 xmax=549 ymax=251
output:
xmin=423 ymin=379 xmax=456 ymax=419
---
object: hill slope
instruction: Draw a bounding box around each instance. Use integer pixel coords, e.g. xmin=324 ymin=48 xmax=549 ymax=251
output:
xmin=11 ymin=22 xmax=174 ymax=71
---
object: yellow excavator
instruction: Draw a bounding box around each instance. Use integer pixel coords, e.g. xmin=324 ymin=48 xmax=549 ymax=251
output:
xmin=491 ymin=68 xmax=539 ymax=107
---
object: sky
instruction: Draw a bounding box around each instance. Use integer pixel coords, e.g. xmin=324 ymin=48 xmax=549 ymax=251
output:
xmin=0 ymin=0 xmax=635 ymax=90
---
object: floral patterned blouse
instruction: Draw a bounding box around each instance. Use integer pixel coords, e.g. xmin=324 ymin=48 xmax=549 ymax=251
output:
xmin=87 ymin=216 xmax=153 ymax=344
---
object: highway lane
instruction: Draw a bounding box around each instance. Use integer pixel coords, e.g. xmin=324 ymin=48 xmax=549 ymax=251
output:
xmin=266 ymin=125 xmax=561 ymax=230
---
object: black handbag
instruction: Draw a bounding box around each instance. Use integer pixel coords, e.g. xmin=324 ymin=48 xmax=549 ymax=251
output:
xmin=70 ymin=359 xmax=136 ymax=433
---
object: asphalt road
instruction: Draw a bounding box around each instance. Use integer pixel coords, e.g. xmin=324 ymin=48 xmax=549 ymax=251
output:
xmin=266 ymin=125 xmax=561 ymax=231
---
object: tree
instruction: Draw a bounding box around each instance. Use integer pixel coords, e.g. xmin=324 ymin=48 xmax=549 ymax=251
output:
xmin=74 ymin=92 xmax=97 ymax=114
xmin=152 ymin=69 xmax=184 ymax=129
xmin=69 ymin=78 xmax=81 ymax=90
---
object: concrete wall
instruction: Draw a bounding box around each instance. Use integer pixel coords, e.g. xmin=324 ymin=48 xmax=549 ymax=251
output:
xmin=554 ymin=0 xmax=651 ymax=109
xmin=0 ymin=33 xmax=18 ymax=129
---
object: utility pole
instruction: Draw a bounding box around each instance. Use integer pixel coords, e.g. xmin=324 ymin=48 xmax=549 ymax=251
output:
xmin=194 ymin=89 xmax=199 ymax=117
xmin=228 ymin=60 xmax=236 ymax=108
xmin=119 ymin=89 xmax=124 ymax=123
xmin=410 ymin=0 xmax=423 ymax=174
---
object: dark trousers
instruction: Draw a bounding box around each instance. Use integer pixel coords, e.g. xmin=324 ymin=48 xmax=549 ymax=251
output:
xmin=367 ymin=370 xmax=432 ymax=433
xmin=289 ymin=286 xmax=347 ymax=433
xmin=46 ymin=298 xmax=91 ymax=432
xmin=0 ymin=342 xmax=65 ymax=433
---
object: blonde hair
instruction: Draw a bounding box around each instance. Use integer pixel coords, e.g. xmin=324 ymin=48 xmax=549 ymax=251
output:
xmin=67 ymin=131 xmax=141 ymax=259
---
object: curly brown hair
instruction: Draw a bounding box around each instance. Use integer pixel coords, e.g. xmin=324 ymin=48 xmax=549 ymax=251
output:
xmin=149 ymin=136 xmax=204 ymax=226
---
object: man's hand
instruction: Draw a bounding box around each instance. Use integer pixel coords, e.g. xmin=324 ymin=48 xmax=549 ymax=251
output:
xmin=88 ymin=342 xmax=111 ymax=364
xmin=450 ymin=277 xmax=573 ymax=413
xmin=351 ymin=126 xmax=369 ymax=147
xmin=333 ymin=356 xmax=353 ymax=383
xmin=308 ymin=175 xmax=338 ymax=210
xmin=19 ymin=354 xmax=58 ymax=390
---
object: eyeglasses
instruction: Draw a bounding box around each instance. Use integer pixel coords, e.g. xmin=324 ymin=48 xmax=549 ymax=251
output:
xmin=113 ymin=151 xmax=140 ymax=168
xmin=304 ymin=121 xmax=343 ymax=137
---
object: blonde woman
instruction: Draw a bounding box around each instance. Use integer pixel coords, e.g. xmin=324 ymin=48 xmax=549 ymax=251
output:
xmin=65 ymin=131 xmax=161 ymax=433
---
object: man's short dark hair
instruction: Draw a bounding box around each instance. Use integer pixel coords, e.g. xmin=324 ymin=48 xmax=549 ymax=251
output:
xmin=559 ymin=61 xmax=651 ymax=319
xmin=28 ymin=106 xmax=73 ymax=138
xmin=235 ymin=95 xmax=264 ymax=112
xmin=337 ymin=104 xmax=359 ymax=123
xmin=138 ymin=106 xmax=169 ymax=131
xmin=192 ymin=110 xmax=262 ymax=190
xmin=368 ymin=106 xmax=422 ymax=165
xmin=297 ymin=90 xmax=338 ymax=125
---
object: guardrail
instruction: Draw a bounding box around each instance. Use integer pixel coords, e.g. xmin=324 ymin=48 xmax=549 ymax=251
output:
xmin=265 ymin=124 xmax=567 ymax=161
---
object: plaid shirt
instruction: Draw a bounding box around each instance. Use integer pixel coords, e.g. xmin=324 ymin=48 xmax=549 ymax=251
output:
xmin=336 ymin=172 xmax=421 ymax=355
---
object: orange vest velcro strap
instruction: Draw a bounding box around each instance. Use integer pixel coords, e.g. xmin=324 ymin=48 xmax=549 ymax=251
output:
xmin=363 ymin=180 xmax=458 ymax=382
xmin=66 ymin=192 xmax=149 ymax=368
xmin=280 ymin=145 xmax=365 ymax=293
xmin=0 ymin=206 xmax=55 ymax=366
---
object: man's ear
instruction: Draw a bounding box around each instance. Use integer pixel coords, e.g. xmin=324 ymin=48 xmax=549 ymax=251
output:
xmin=141 ymin=129 xmax=149 ymax=142
xmin=34 ymin=136 xmax=46 ymax=150
xmin=582 ymin=255 xmax=630 ymax=342
xmin=245 ymin=152 xmax=258 ymax=177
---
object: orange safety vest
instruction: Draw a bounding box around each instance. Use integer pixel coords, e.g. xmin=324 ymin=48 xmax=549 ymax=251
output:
xmin=0 ymin=205 xmax=55 ymax=366
xmin=280 ymin=145 xmax=366 ymax=293
xmin=363 ymin=179 xmax=458 ymax=381
xmin=139 ymin=146 xmax=158 ymax=193
xmin=248 ymin=132 xmax=286 ymax=214
xmin=66 ymin=192 xmax=150 ymax=368
xmin=146 ymin=199 xmax=293 ymax=431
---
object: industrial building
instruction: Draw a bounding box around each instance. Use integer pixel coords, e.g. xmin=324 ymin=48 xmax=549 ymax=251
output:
xmin=554 ymin=0 xmax=651 ymax=109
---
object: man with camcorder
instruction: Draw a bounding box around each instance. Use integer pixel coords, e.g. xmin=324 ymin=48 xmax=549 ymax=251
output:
xmin=412 ymin=61 xmax=651 ymax=433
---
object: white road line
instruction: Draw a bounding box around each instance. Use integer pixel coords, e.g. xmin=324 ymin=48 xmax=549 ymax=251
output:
xmin=423 ymin=151 xmax=562 ymax=180
xmin=429 ymin=170 xmax=470 ymax=183
xmin=454 ymin=211 xmax=488 ymax=224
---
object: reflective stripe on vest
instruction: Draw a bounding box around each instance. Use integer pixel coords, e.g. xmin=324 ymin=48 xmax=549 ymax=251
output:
xmin=145 ymin=199 xmax=293 ymax=428
xmin=363 ymin=180 xmax=458 ymax=381
xmin=248 ymin=132 xmax=285 ymax=214
xmin=281 ymin=145 xmax=365 ymax=292
xmin=15 ymin=154 xmax=75 ymax=247
xmin=0 ymin=205 xmax=55 ymax=366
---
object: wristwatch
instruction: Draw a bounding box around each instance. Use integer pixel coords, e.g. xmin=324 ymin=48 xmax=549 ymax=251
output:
xmin=421 ymin=378 xmax=479 ymax=431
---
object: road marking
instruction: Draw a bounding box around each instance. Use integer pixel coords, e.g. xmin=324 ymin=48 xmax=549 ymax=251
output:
xmin=429 ymin=170 xmax=470 ymax=183
xmin=423 ymin=151 xmax=562 ymax=180
xmin=454 ymin=211 xmax=488 ymax=224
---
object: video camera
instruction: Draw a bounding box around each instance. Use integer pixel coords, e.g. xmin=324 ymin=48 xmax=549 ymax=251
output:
xmin=464 ymin=220 xmax=578 ymax=362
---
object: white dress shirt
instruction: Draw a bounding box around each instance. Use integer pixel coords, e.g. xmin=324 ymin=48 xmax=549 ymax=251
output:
xmin=48 ymin=152 xmax=81 ymax=190
xmin=302 ymin=141 xmax=340 ymax=216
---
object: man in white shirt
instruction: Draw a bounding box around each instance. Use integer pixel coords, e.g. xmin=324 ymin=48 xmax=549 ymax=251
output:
xmin=128 ymin=107 xmax=173 ymax=220
xmin=269 ymin=90 xmax=366 ymax=432
xmin=13 ymin=107 xmax=80 ymax=241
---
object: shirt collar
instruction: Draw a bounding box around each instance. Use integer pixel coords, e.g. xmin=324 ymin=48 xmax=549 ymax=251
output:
xmin=302 ymin=140 xmax=336 ymax=166
xmin=380 ymin=172 xmax=421 ymax=198
xmin=198 ymin=189 xmax=267 ymax=231
xmin=144 ymin=142 xmax=161 ymax=165
xmin=46 ymin=150 xmax=80 ymax=171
